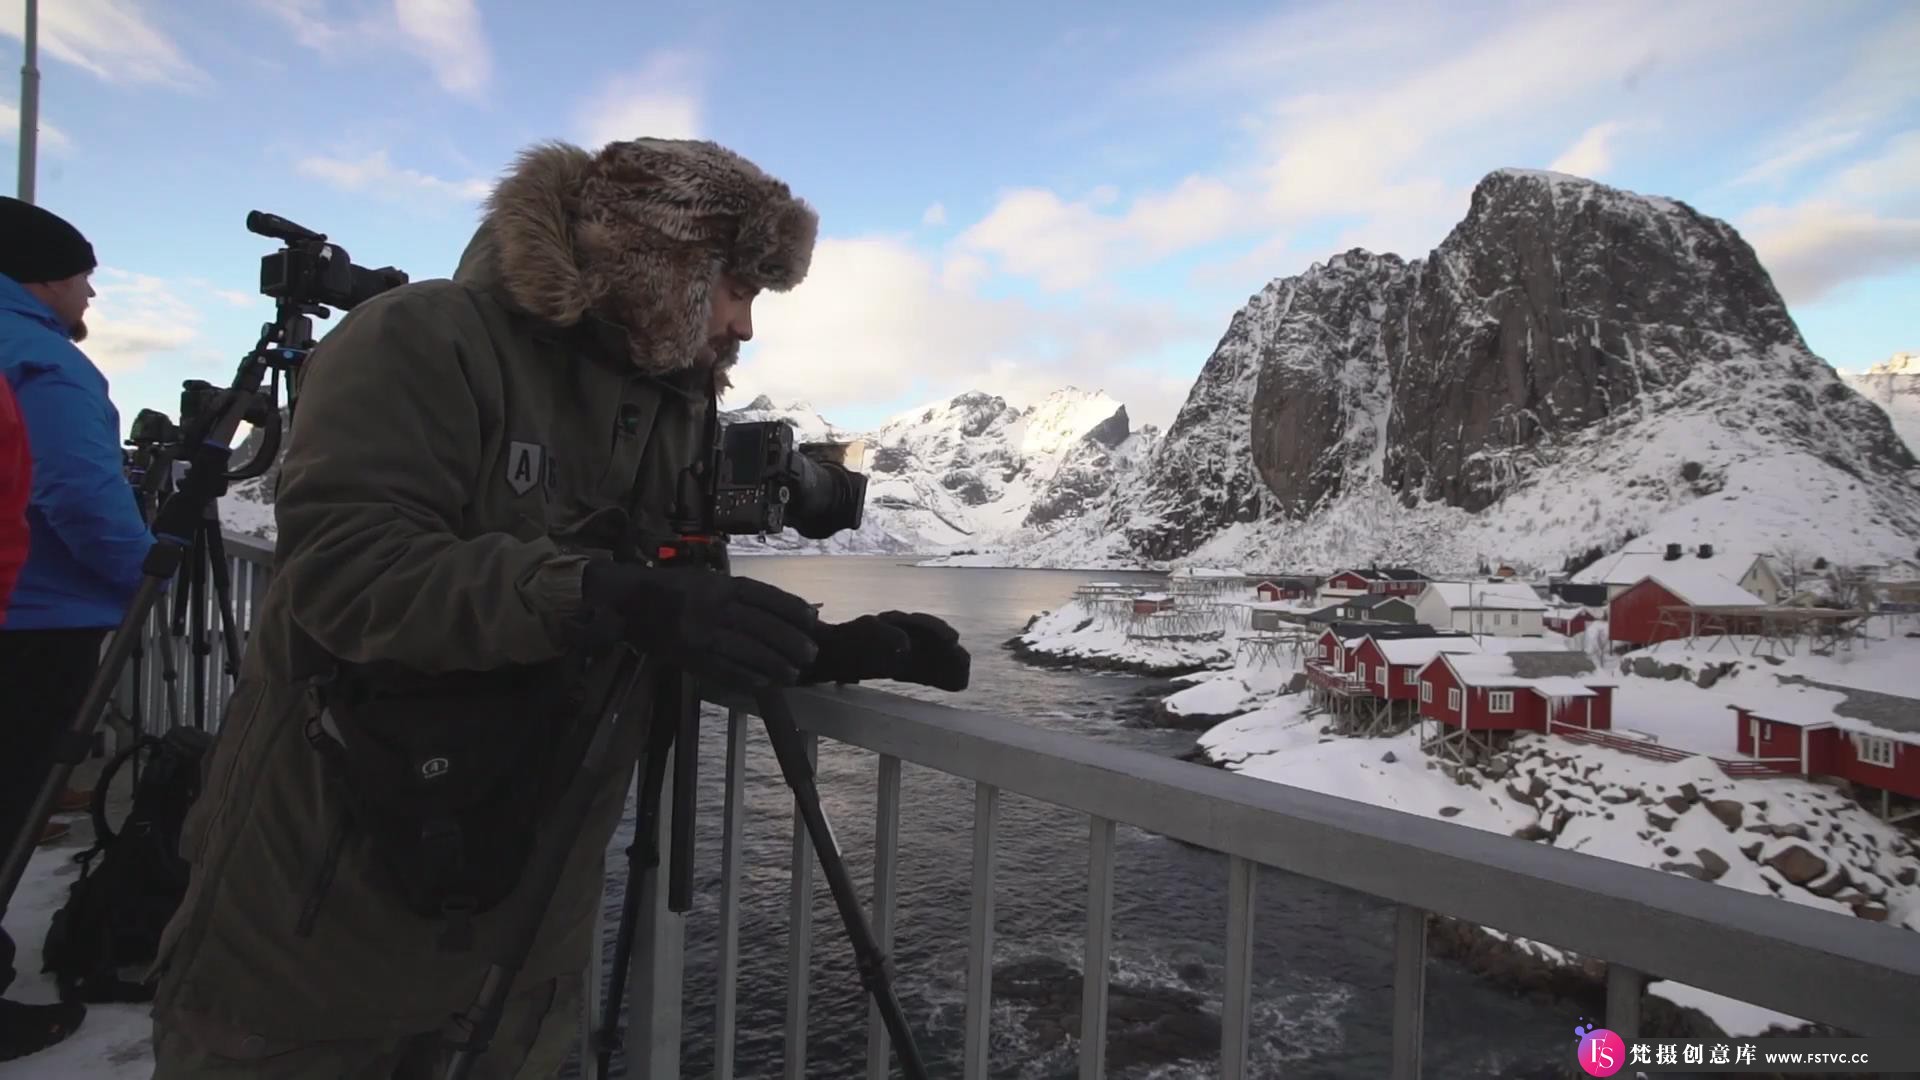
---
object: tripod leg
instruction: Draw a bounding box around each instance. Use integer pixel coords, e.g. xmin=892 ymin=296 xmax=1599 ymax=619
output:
xmin=187 ymin=524 xmax=212 ymax=729
xmin=201 ymin=522 xmax=245 ymax=684
xmin=444 ymin=649 xmax=646 ymax=1080
xmin=594 ymin=690 xmax=678 ymax=1077
xmin=754 ymin=690 xmax=929 ymax=1080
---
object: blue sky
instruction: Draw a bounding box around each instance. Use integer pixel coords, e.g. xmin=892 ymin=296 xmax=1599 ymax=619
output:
xmin=2 ymin=0 xmax=1915 ymax=437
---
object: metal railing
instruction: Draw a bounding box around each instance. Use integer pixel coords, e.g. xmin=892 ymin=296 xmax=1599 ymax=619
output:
xmin=159 ymin=532 xmax=1920 ymax=1079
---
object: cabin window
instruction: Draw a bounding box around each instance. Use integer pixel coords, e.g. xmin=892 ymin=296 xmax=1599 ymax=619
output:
xmin=1858 ymin=735 xmax=1896 ymax=768
xmin=1489 ymin=691 xmax=1515 ymax=713
xmin=1357 ymin=663 xmax=1369 ymax=683
xmin=1448 ymin=687 xmax=1462 ymax=711
xmin=1421 ymin=682 xmax=1432 ymax=703
xmin=1760 ymin=723 xmax=1773 ymax=741
xmin=1403 ymin=669 xmax=1417 ymax=686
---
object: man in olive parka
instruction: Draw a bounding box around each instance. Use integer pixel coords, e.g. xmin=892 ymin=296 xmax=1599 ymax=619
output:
xmin=148 ymin=137 xmax=969 ymax=1078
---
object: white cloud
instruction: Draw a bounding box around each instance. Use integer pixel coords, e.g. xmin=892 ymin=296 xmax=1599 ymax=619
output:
xmin=1729 ymin=7 xmax=1918 ymax=188
xmin=922 ymin=202 xmax=947 ymax=226
xmin=958 ymin=1 xmax=1819 ymax=294
xmin=250 ymin=0 xmax=352 ymax=52
xmin=393 ymin=0 xmax=491 ymax=100
xmin=1742 ymin=202 xmax=1920 ymax=306
xmin=574 ymin=54 xmax=703 ymax=148
xmin=1549 ymin=121 xmax=1627 ymax=178
xmin=957 ymin=173 xmax=1243 ymax=291
xmin=296 ymin=150 xmax=492 ymax=201
xmin=1739 ymin=129 xmax=1920 ymax=304
xmin=255 ymin=0 xmax=491 ymax=99
xmin=0 ymin=102 xmax=72 ymax=153
xmin=727 ymin=236 xmax=1205 ymax=431
xmin=84 ymin=270 xmax=209 ymax=374
xmin=0 ymin=0 xmax=205 ymax=88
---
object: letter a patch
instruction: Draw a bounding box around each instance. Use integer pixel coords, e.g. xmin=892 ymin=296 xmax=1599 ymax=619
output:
xmin=506 ymin=441 xmax=545 ymax=496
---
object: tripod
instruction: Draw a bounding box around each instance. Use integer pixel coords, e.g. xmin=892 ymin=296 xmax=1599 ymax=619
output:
xmin=0 ymin=298 xmax=307 ymax=932
xmin=443 ymin=541 xmax=929 ymax=1080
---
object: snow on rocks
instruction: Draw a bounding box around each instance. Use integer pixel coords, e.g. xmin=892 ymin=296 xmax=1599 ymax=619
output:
xmin=1009 ymin=597 xmax=1241 ymax=676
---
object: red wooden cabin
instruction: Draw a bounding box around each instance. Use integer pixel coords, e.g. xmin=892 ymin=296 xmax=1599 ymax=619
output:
xmin=1253 ymin=577 xmax=1314 ymax=602
xmin=1325 ymin=568 xmax=1428 ymax=597
xmin=1543 ymin=607 xmax=1594 ymax=636
xmin=1730 ymin=703 xmax=1920 ymax=800
xmin=1415 ymin=652 xmax=1613 ymax=732
xmin=1609 ymin=572 xmax=1764 ymax=647
xmin=1350 ymin=635 xmax=1482 ymax=702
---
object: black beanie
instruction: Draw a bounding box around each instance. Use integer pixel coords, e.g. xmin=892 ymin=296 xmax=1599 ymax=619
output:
xmin=0 ymin=196 xmax=97 ymax=284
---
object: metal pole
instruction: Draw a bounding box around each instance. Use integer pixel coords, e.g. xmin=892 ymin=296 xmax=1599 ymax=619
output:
xmin=17 ymin=0 xmax=38 ymax=203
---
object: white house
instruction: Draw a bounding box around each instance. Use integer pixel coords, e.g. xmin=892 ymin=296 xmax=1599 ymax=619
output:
xmin=1571 ymin=544 xmax=1785 ymax=604
xmin=1414 ymin=581 xmax=1550 ymax=637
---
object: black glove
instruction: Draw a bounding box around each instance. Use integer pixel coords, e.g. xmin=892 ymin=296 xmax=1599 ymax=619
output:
xmin=802 ymin=610 xmax=970 ymax=692
xmin=580 ymin=561 xmax=820 ymax=690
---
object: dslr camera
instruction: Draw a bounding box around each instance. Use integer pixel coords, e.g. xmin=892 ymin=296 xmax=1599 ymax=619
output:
xmin=711 ymin=421 xmax=869 ymax=539
xmin=250 ymin=210 xmax=409 ymax=313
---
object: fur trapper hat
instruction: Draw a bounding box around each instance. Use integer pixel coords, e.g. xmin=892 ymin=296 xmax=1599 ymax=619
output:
xmin=482 ymin=137 xmax=817 ymax=378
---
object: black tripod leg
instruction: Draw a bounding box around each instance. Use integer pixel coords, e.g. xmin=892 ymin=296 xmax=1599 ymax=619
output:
xmin=755 ymin=689 xmax=929 ymax=1080
xmin=669 ymin=671 xmax=699 ymax=912
xmin=594 ymin=687 xmax=678 ymax=1077
xmin=187 ymin=524 xmax=212 ymax=730
xmin=201 ymin=521 xmax=245 ymax=684
xmin=444 ymin=649 xmax=647 ymax=1080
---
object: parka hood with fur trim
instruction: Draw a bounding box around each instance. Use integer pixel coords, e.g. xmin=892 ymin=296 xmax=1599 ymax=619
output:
xmin=452 ymin=138 xmax=817 ymax=383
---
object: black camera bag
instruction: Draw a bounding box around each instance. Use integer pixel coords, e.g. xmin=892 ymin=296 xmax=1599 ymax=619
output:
xmin=305 ymin=658 xmax=587 ymax=949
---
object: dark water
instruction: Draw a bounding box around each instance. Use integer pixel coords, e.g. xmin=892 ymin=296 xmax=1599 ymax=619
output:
xmin=587 ymin=557 xmax=1574 ymax=1078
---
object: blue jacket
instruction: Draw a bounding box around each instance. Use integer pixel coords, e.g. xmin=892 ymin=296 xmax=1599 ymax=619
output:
xmin=0 ymin=273 xmax=153 ymax=629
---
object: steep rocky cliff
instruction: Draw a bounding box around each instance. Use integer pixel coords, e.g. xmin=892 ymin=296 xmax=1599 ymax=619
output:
xmin=1022 ymin=169 xmax=1920 ymax=571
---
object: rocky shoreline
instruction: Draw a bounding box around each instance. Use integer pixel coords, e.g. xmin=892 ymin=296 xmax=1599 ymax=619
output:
xmin=1003 ymin=631 xmax=1224 ymax=679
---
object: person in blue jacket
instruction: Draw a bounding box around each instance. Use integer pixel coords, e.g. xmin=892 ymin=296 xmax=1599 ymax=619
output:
xmin=0 ymin=197 xmax=151 ymax=1062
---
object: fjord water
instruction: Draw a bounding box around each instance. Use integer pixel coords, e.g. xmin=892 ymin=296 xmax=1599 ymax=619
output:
xmin=590 ymin=556 xmax=1571 ymax=1078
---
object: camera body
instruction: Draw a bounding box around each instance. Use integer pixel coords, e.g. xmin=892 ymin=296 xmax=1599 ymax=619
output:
xmin=711 ymin=421 xmax=869 ymax=538
xmin=250 ymin=210 xmax=408 ymax=313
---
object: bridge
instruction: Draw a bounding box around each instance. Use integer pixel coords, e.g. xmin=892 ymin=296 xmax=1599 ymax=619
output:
xmin=104 ymin=530 xmax=1920 ymax=1078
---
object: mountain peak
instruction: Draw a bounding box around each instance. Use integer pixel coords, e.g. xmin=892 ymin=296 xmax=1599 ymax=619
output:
xmin=1867 ymin=352 xmax=1919 ymax=376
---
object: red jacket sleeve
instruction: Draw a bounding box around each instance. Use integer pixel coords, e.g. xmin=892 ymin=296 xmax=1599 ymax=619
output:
xmin=0 ymin=375 xmax=30 ymax=624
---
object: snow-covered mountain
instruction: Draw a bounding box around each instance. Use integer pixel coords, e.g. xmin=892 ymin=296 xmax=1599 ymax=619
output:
xmin=1002 ymin=169 xmax=1920 ymax=573
xmin=219 ymin=390 xmax=1154 ymax=555
xmin=727 ymin=388 xmax=1156 ymax=553
xmin=1843 ymin=352 xmax=1920 ymax=458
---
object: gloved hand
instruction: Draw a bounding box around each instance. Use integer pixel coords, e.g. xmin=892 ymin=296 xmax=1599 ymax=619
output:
xmin=802 ymin=610 xmax=970 ymax=692
xmin=580 ymin=561 xmax=820 ymax=690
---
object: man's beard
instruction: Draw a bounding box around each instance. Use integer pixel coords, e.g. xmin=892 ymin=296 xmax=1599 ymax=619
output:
xmin=69 ymin=318 xmax=87 ymax=343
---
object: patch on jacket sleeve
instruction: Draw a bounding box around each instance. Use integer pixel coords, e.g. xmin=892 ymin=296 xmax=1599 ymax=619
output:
xmin=506 ymin=441 xmax=546 ymax=496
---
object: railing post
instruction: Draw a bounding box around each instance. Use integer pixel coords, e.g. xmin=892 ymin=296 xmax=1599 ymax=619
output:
xmin=964 ymin=783 xmax=999 ymax=1079
xmin=1392 ymin=905 xmax=1427 ymax=1080
xmin=1221 ymin=855 xmax=1256 ymax=1079
xmin=580 ymin=852 xmax=608 ymax=1080
xmin=866 ymin=754 xmax=902 ymax=1080
xmin=784 ymin=732 xmax=817 ymax=1080
xmin=1079 ymin=816 xmax=1115 ymax=1080
xmin=715 ymin=709 xmax=748 ymax=1079
xmin=1606 ymin=963 xmax=1643 ymax=1043
xmin=628 ymin=746 xmax=686 ymax=1080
